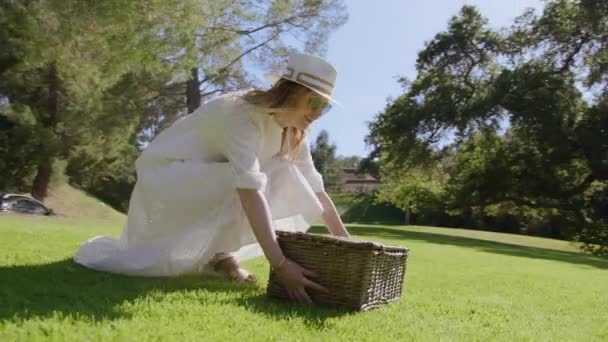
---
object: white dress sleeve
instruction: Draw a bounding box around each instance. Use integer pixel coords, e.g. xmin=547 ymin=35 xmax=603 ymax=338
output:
xmin=294 ymin=137 xmax=325 ymax=192
xmin=220 ymin=111 xmax=268 ymax=190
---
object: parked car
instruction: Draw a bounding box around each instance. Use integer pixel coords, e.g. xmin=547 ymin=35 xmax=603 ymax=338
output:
xmin=0 ymin=193 xmax=54 ymax=215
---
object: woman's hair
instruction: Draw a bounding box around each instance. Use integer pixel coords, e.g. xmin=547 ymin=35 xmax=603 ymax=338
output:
xmin=242 ymin=78 xmax=311 ymax=159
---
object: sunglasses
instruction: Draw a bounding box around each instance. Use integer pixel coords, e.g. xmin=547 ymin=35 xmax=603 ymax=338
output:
xmin=308 ymin=96 xmax=332 ymax=115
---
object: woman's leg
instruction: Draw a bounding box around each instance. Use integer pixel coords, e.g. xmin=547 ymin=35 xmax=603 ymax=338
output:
xmin=211 ymin=252 xmax=257 ymax=285
xmin=209 ymin=252 xmax=233 ymax=266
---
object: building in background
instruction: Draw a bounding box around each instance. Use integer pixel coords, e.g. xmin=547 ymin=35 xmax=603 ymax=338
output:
xmin=329 ymin=168 xmax=380 ymax=193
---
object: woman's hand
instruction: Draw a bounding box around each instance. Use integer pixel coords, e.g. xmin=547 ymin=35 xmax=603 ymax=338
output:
xmin=275 ymin=259 xmax=328 ymax=305
xmin=236 ymin=189 xmax=331 ymax=304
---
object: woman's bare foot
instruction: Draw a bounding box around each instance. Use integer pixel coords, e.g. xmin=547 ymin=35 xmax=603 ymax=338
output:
xmin=213 ymin=256 xmax=258 ymax=286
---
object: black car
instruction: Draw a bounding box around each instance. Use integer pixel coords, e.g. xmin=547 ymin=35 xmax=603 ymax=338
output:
xmin=0 ymin=193 xmax=54 ymax=215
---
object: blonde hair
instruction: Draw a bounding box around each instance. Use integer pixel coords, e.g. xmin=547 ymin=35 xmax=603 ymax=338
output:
xmin=242 ymin=79 xmax=311 ymax=159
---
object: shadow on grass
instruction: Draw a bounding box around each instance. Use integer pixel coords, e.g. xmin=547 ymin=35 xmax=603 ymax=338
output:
xmin=0 ymin=259 xmax=351 ymax=325
xmin=0 ymin=259 xmax=248 ymax=322
xmin=232 ymin=294 xmax=352 ymax=329
xmin=309 ymin=225 xmax=608 ymax=270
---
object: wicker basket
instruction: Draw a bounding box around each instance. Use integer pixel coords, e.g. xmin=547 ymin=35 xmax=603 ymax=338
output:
xmin=267 ymin=230 xmax=409 ymax=311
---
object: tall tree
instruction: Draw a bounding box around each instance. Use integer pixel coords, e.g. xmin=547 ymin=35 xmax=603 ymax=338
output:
xmin=366 ymin=2 xmax=608 ymax=254
xmin=2 ymin=1 xmax=348 ymax=201
xmin=0 ymin=0 xmax=211 ymax=199
xmin=151 ymin=0 xmax=348 ymax=132
xmin=310 ymin=130 xmax=340 ymax=186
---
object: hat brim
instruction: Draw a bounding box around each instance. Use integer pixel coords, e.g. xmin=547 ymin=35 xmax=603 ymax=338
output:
xmin=264 ymin=74 xmax=341 ymax=107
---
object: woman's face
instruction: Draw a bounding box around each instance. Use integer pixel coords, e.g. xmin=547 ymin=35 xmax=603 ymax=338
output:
xmin=273 ymin=88 xmax=331 ymax=131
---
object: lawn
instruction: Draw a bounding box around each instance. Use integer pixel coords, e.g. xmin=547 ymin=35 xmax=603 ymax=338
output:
xmin=1 ymin=213 xmax=607 ymax=341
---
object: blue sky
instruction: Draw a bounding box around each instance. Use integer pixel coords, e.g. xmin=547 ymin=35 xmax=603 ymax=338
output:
xmin=302 ymin=0 xmax=546 ymax=157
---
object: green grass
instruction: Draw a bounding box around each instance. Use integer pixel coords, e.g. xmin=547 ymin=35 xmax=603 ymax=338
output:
xmin=44 ymin=183 xmax=124 ymax=221
xmin=327 ymin=192 xmax=357 ymax=215
xmin=330 ymin=192 xmax=404 ymax=224
xmin=1 ymin=214 xmax=607 ymax=341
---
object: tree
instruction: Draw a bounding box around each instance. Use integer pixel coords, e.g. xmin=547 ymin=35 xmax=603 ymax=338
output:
xmin=366 ymin=6 xmax=503 ymax=169
xmin=0 ymin=0 xmax=349 ymax=203
xmin=336 ymin=155 xmax=361 ymax=169
xmin=366 ymin=2 xmax=608 ymax=254
xmin=152 ymin=0 xmax=349 ymax=127
xmin=0 ymin=0 xmax=211 ymax=199
xmin=376 ymin=163 xmax=446 ymax=225
xmin=310 ymin=130 xmax=341 ymax=186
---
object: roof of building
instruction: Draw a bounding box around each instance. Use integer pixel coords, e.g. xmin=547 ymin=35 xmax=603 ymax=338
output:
xmin=344 ymin=179 xmax=380 ymax=185
xmin=340 ymin=168 xmax=379 ymax=183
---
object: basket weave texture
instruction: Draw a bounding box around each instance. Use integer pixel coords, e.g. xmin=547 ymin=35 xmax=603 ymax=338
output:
xmin=267 ymin=231 xmax=409 ymax=311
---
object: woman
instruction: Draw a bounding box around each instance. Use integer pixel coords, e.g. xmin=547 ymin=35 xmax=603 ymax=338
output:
xmin=75 ymin=53 xmax=350 ymax=304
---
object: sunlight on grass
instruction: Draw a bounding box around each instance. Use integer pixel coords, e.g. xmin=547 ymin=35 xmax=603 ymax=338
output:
xmin=1 ymin=214 xmax=607 ymax=340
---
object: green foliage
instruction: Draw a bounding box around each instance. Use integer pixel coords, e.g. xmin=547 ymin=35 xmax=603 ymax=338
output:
xmin=377 ymin=166 xmax=444 ymax=214
xmin=335 ymin=155 xmax=361 ymax=169
xmin=340 ymin=192 xmax=403 ymax=224
xmin=0 ymin=0 xmax=348 ymax=203
xmin=577 ymin=182 xmax=608 ymax=256
xmin=310 ymin=130 xmax=341 ymax=186
xmin=326 ymin=192 xmax=356 ymax=214
xmin=366 ymin=2 xmax=608 ymax=254
xmin=0 ymin=0 xmax=208 ymax=197
xmin=443 ymin=129 xmax=509 ymax=209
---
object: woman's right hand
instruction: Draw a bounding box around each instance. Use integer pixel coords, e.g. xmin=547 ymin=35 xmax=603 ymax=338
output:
xmin=275 ymin=259 xmax=329 ymax=305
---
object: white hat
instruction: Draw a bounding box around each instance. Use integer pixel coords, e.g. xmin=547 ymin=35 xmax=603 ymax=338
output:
xmin=265 ymin=53 xmax=339 ymax=105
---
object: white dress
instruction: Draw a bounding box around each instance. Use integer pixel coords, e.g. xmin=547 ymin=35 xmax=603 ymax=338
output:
xmin=74 ymin=92 xmax=325 ymax=276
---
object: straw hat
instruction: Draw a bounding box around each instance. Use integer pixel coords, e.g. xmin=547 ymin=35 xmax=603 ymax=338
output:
xmin=265 ymin=53 xmax=339 ymax=105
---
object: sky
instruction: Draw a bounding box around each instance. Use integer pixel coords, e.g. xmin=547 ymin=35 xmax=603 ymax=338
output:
xmin=297 ymin=0 xmax=546 ymax=157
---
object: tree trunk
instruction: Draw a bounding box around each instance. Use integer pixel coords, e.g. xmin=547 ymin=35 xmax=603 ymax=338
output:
xmin=32 ymin=63 xmax=60 ymax=200
xmin=404 ymin=201 xmax=412 ymax=225
xmin=31 ymin=156 xmax=53 ymax=200
xmin=186 ymin=67 xmax=201 ymax=114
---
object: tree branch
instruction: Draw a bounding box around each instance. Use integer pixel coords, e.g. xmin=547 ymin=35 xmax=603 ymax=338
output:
xmin=200 ymin=88 xmax=226 ymax=98
xmin=198 ymin=13 xmax=311 ymax=39
xmin=557 ymin=32 xmax=590 ymax=74
xmin=199 ymin=31 xmax=281 ymax=86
